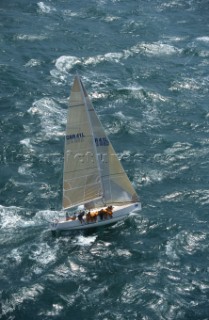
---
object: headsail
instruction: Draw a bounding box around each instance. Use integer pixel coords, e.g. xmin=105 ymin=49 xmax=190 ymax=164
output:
xmin=81 ymin=79 xmax=139 ymax=209
xmin=63 ymin=76 xmax=102 ymax=209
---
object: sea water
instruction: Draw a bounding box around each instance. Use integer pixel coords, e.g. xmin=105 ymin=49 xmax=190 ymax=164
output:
xmin=1 ymin=0 xmax=209 ymax=319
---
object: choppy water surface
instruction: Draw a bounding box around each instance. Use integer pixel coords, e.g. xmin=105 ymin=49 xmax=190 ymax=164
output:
xmin=1 ymin=0 xmax=209 ymax=319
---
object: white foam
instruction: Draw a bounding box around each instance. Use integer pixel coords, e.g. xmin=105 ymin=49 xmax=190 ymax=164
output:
xmin=29 ymin=97 xmax=60 ymax=115
xmin=16 ymin=34 xmax=47 ymax=41
xmin=199 ymin=50 xmax=209 ymax=58
xmin=55 ymin=55 xmax=81 ymax=73
xmin=148 ymin=91 xmax=168 ymax=102
xmin=164 ymin=35 xmax=186 ymax=42
xmin=164 ymin=142 xmax=192 ymax=155
xmin=34 ymin=209 xmax=63 ymax=224
xmin=161 ymin=192 xmax=183 ymax=201
xmin=84 ymin=52 xmax=124 ymax=66
xmin=7 ymin=248 xmax=22 ymax=265
xmin=180 ymin=231 xmax=206 ymax=255
xmin=0 ymin=206 xmax=59 ymax=230
xmin=18 ymin=163 xmax=32 ymax=176
xmin=159 ymin=0 xmax=185 ymax=10
xmin=196 ymin=36 xmax=209 ymax=43
xmin=24 ymin=59 xmax=41 ymax=68
xmin=165 ymin=240 xmax=179 ymax=260
xmin=75 ymin=235 xmax=97 ymax=246
xmin=69 ymin=261 xmax=80 ymax=271
xmin=53 ymin=51 xmax=125 ymax=77
xmin=119 ymin=150 xmax=131 ymax=160
xmin=0 ymin=205 xmax=35 ymax=229
xmin=130 ymin=41 xmax=182 ymax=56
xmin=20 ymin=138 xmax=34 ymax=149
xmin=115 ymin=111 xmax=132 ymax=121
xmin=148 ymin=169 xmax=164 ymax=183
xmin=28 ymin=97 xmax=65 ymax=139
xmin=30 ymin=243 xmax=57 ymax=265
xmin=110 ymin=110 xmax=141 ymax=134
xmin=91 ymin=91 xmax=107 ymax=99
xmin=1 ymin=284 xmax=44 ymax=317
xmin=194 ymin=189 xmax=209 ymax=205
xmin=117 ymin=249 xmax=132 ymax=257
xmin=143 ymin=105 xmax=161 ymax=128
xmin=45 ymin=304 xmax=63 ymax=317
xmin=37 ymin=2 xmax=56 ymax=14
xmin=52 ymin=41 xmax=181 ymax=84
xmin=170 ymin=78 xmax=200 ymax=91
xmin=63 ymin=9 xmax=79 ymax=17
xmin=103 ymin=15 xmax=120 ymax=22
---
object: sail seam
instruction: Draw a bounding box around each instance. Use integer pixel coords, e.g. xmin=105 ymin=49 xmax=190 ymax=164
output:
xmin=64 ymin=167 xmax=98 ymax=174
xmin=70 ymin=103 xmax=84 ymax=107
xmin=101 ymin=172 xmax=130 ymax=178
xmin=64 ymin=182 xmax=101 ymax=191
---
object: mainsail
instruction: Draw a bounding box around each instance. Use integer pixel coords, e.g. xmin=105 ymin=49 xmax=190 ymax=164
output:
xmin=63 ymin=75 xmax=138 ymax=210
xmin=63 ymin=76 xmax=102 ymax=209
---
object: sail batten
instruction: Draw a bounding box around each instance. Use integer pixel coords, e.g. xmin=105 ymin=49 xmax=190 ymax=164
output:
xmin=63 ymin=75 xmax=138 ymax=210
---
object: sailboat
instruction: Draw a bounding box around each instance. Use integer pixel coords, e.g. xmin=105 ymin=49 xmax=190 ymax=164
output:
xmin=50 ymin=75 xmax=141 ymax=232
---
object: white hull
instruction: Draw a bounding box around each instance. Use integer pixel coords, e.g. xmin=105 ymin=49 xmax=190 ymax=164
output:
xmin=50 ymin=203 xmax=141 ymax=233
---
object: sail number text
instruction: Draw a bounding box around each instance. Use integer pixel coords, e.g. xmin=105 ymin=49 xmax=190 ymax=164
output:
xmin=66 ymin=133 xmax=109 ymax=147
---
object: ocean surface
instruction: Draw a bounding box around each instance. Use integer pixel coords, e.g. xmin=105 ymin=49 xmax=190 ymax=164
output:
xmin=1 ymin=0 xmax=209 ymax=319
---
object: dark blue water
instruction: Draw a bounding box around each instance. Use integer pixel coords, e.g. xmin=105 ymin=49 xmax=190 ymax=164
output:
xmin=1 ymin=0 xmax=209 ymax=319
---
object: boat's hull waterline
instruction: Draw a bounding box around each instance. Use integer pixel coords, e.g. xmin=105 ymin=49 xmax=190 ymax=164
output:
xmin=50 ymin=203 xmax=141 ymax=232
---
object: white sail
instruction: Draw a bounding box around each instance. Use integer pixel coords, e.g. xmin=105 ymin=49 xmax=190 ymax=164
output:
xmin=63 ymin=76 xmax=102 ymax=209
xmin=81 ymin=79 xmax=139 ymax=209
xmin=63 ymin=75 xmax=138 ymax=210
